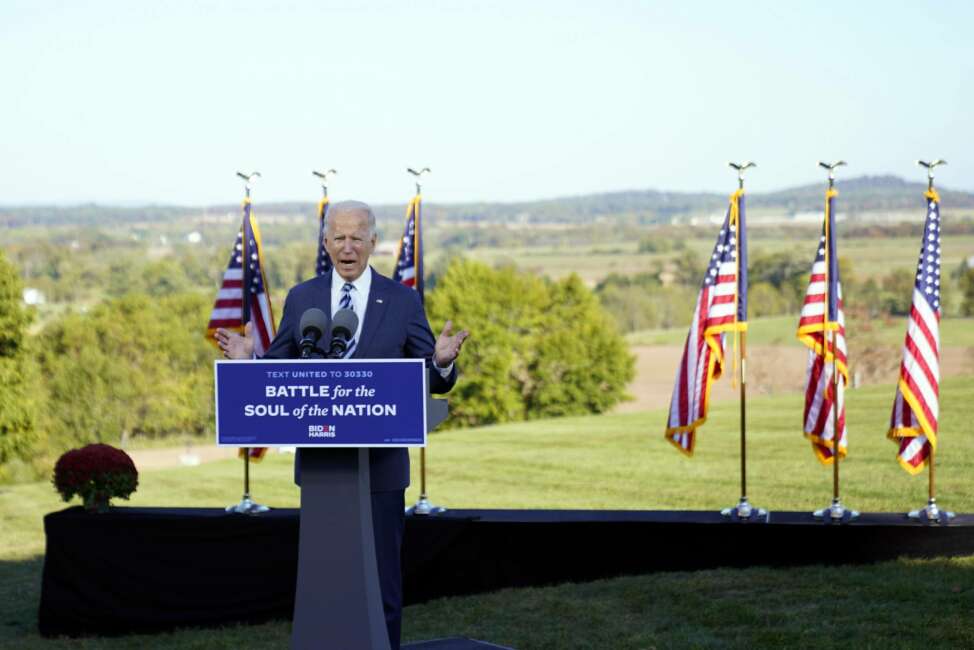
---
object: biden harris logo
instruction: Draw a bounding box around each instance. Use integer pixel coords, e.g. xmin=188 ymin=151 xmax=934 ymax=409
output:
xmin=308 ymin=424 xmax=336 ymax=438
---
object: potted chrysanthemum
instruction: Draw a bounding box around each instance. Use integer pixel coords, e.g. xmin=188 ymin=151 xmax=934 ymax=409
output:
xmin=52 ymin=443 xmax=139 ymax=513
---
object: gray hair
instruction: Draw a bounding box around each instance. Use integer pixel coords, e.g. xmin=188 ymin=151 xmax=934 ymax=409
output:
xmin=327 ymin=200 xmax=377 ymax=237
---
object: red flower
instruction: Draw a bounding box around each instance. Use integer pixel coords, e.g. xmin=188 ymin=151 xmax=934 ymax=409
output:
xmin=52 ymin=444 xmax=139 ymax=508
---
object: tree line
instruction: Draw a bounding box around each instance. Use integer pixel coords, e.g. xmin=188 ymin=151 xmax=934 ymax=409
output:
xmin=595 ymin=239 xmax=974 ymax=334
xmin=2 ymin=209 xmax=972 ymax=482
xmin=0 ymin=250 xmax=634 ymax=483
xmin=5 ymin=174 xmax=974 ymax=229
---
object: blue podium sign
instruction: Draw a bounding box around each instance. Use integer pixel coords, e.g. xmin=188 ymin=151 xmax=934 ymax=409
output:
xmin=215 ymin=359 xmax=428 ymax=447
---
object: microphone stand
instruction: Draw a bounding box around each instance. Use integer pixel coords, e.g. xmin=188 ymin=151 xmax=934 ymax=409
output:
xmin=325 ymin=335 xmax=352 ymax=359
xmin=300 ymin=342 xmax=325 ymax=359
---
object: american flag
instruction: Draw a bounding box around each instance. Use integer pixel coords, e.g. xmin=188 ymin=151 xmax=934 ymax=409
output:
xmin=392 ymin=194 xmax=424 ymax=302
xmin=665 ymin=190 xmax=747 ymax=455
xmin=887 ymin=190 xmax=942 ymax=474
xmin=206 ymin=199 xmax=277 ymax=460
xmin=796 ymin=188 xmax=848 ymax=464
xmin=315 ymin=196 xmax=332 ymax=276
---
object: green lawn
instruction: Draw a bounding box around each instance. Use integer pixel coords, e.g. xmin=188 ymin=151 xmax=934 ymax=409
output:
xmin=3 ymin=376 xmax=973 ymax=648
xmin=407 ymin=375 xmax=974 ymax=514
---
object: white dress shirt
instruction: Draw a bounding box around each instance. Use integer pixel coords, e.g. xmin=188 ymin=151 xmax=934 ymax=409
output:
xmin=331 ymin=267 xmax=452 ymax=376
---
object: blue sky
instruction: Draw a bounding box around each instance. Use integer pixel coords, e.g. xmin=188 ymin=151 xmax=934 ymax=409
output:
xmin=1 ymin=1 xmax=971 ymax=205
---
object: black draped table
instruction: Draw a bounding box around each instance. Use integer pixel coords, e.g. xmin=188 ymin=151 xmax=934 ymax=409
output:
xmin=39 ymin=506 xmax=974 ymax=637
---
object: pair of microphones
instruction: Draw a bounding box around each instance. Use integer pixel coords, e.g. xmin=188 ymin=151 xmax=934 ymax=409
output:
xmin=298 ymin=308 xmax=357 ymax=359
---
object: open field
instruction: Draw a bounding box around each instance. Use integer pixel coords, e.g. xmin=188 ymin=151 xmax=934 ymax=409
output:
xmin=619 ymin=316 xmax=974 ymax=413
xmin=2 ymin=376 xmax=973 ymax=648
xmin=458 ymin=234 xmax=974 ymax=286
xmin=627 ymin=315 xmax=974 ymax=348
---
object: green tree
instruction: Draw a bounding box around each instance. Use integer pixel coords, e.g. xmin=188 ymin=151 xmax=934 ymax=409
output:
xmin=637 ymin=237 xmax=674 ymax=254
xmin=595 ymin=271 xmax=695 ymax=332
xmin=427 ymin=259 xmax=634 ymax=427
xmin=880 ymin=268 xmax=916 ymax=316
xmin=141 ymin=258 xmax=193 ymax=296
xmin=0 ymin=251 xmax=39 ymax=481
xmin=527 ymin=274 xmax=634 ymax=417
xmin=958 ymin=265 xmax=974 ymax=317
xmin=597 ymin=283 xmax=660 ymax=332
xmin=749 ymin=250 xmax=809 ymax=312
xmin=671 ymin=249 xmax=705 ymax=287
xmin=652 ymin=286 xmax=696 ymax=329
xmin=595 ymin=272 xmax=663 ymax=332
xmin=37 ymin=292 xmax=217 ymax=450
xmin=851 ymin=276 xmax=883 ymax=319
xmin=748 ymin=282 xmax=788 ymax=317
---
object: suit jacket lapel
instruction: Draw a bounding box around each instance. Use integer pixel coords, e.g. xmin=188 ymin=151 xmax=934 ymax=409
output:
xmin=352 ymin=269 xmax=390 ymax=358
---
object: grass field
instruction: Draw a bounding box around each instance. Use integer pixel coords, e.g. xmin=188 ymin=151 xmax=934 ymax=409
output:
xmin=2 ymin=376 xmax=973 ymax=648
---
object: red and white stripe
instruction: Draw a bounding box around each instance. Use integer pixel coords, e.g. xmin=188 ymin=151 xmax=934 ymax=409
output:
xmin=206 ymin=268 xmax=273 ymax=355
xmin=797 ymin=258 xmax=849 ymax=463
xmin=206 ymin=224 xmax=275 ymax=355
xmin=249 ymin=291 xmax=274 ymax=356
xmin=887 ymin=192 xmax=942 ymax=474
xmin=666 ymin=258 xmax=739 ymax=455
xmin=888 ymin=285 xmax=941 ymax=474
xmin=208 ymin=267 xmax=244 ymax=328
xmin=398 ymin=266 xmax=416 ymax=286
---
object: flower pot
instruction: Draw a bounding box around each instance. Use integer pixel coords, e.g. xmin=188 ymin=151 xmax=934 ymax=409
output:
xmin=83 ymin=493 xmax=111 ymax=514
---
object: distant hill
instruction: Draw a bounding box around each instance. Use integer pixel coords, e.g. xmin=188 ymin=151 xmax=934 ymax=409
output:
xmin=421 ymin=175 xmax=974 ymax=224
xmin=2 ymin=175 xmax=972 ymax=228
xmin=751 ymin=175 xmax=974 ymax=214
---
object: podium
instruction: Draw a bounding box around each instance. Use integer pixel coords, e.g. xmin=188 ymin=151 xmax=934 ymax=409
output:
xmin=292 ymin=398 xmax=447 ymax=650
xmin=214 ymin=359 xmax=447 ymax=650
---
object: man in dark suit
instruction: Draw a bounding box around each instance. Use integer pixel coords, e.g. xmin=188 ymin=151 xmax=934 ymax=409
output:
xmin=216 ymin=200 xmax=468 ymax=649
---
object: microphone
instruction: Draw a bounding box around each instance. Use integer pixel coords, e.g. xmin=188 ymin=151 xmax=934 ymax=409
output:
xmin=298 ymin=308 xmax=329 ymax=359
xmin=327 ymin=309 xmax=359 ymax=359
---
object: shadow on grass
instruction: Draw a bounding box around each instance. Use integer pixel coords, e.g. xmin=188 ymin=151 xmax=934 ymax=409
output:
xmin=0 ymin=555 xmax=291 ymax=649
xmin=0 ymin=556 xmax=44 ymax=643
xmin=4 ymin=553 xmax=974 ymax=649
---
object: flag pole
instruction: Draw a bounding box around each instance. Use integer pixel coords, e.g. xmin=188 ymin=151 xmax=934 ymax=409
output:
xmin=403 ymin=167 xmax=445 ymax=516
xmin=813 ymin=161 xmax=857 ymax=522
xmin=908 ymin=159 xmax=954 ymax=523
xmin=313 ymin=169 xmax=337 ymax=200
xmin=226 ymin=171 xmax=270 ymax=515
xmin=912 ymin=445 xmax=955 ymax=522
xmin=721 ymin=162 xmax=766 ymax=521
xmin=312 ymin=169 xmax=337 ymax=280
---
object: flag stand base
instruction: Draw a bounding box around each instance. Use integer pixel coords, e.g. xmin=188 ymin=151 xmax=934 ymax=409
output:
xmin=720 ymin=497 xmax=768 ymax=521
xmin=406 ymin=495 xmax=446 ymax=516
xmin=813 ymin=498 xmax=858 ymax=523
xmin=908 ymin=498 xmax=954 ymax=524
xmin=226 ymin=494 xmax=270 ymax=515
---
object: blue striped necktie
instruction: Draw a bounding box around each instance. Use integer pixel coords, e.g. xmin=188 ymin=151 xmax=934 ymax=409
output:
xmin=339 ymin=282 xmax=356 ymax=357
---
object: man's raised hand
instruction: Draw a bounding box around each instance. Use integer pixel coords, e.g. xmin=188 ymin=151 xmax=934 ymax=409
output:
xmin=434 ymin=320 xmax=469 ymax=368
xmin=215 ymin=321 xmax=255 ymax=359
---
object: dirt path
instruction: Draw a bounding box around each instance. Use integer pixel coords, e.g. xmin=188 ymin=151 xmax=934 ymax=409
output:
xmin=127 ymin=445 xmax=238 ymax=471
xmin=614 ymin=344 xmax=974 ymax=414
xmin=613 ymin=345 xmax=808 ymax=414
